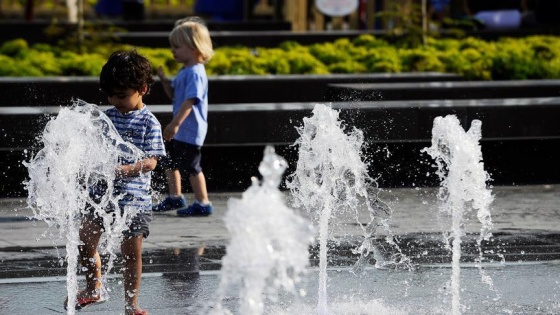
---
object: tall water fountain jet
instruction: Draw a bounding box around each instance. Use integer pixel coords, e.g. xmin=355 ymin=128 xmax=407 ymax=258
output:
xmin=422 ymin=115 xmax=494 ymax=315
xmin=23 ymin=100 xmax=142 ymax=315
xmin=286 ymin=104 xmax=408 ymax=314
xmin=209 ymin=145 xmax=314 ymax=315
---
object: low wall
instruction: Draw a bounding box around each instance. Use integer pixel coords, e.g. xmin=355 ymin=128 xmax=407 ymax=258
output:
xmin=1 ymin=75 xmax=559 ymax=197
xmin=0 ymin=72 xmax=463 ymax=106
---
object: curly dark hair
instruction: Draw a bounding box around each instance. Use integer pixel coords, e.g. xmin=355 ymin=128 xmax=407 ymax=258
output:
xmin=99 ymin=50 xmax=154 ymax=95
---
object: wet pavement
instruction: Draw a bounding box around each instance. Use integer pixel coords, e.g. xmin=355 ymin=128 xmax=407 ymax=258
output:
xmin=1 ymin=184 xmax=560 ymax=314
xmin=2 ymin=185 xmax=560 ymax=274
xmin=3 ymin=262 xmax=560 ymax=314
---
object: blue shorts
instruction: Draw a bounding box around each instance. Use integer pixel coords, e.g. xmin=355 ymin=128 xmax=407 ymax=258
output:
xmin=162 ymin=140 xmax=203 ymax=176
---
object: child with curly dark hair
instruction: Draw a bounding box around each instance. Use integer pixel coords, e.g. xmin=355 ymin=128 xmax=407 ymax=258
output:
xmin=64 ymin=50 xmax=165 ymax=315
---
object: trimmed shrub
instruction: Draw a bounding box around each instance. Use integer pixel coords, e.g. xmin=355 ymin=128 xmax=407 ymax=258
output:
xmin=255 ymin=48 xmax=291 ymax=74
xmin=0 ymin=55 xmax=44 ymax=76
xmin=58 ymin=51 xmax=106 ymax=76
xmin=206 ymin=49 xmax=232 ymax=75
xmin=362 ymin=47 xmax=402 ymax=73
xmin=400 ymin=48 xmax=446 ymax=72
xmin=328 ymin=60 xmax=368 ymax=73
xmin=0 ymin=38 xmax=29 ymax=58
xmin=27 ymin=50 xmax=62 ymax=76
xmin=285 ymin=50 xmax=329 ymax=74
xmin=138 ymin=47 xmax=177 ymax=76
xmin=352 ymin=34 xmax=389 ymax=48
xmin=309 ymin=42 xmax=350 ymax=65
xmin=2 ymin=36 xmax=560 ymax=80
xmin=491 ymin=38 xmax=547 ymax=80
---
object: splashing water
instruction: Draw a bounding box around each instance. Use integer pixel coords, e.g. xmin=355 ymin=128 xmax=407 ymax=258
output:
xmin=421 ymin=115 xmax=494 ymax=315
xmin=23 ymin=100 xmax=143 ymax=315
xmin=286 ymin=104 xmax=409 ymax=314
xmin=209 ymin=145 xmax=315 ymax=315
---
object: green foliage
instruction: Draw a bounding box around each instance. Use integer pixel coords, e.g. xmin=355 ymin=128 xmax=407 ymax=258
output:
xmin=3 ymin=36 xmax=560 ymax=80
xmin=400 ymin=48 xmax=445 ymax=72
xmin=58 ymin=51 xmax=106 ymax=76
xmin=0 ymin=38 xmax=29 ymax=57
xmin=328 ymin=60 xmax=367 ymax=74
xmin=32 ymin=43 xmax=61 ymax=54
xmin=206 ymin=45 xmax=327 ymax=75
xmin=205 ymin=49 xmax=231 ymax=75
xmin=255 ymin=48 xmax=291 ymax=74
xmin=439 ymin=48 xmax=492 ymax=80
xmin=352 ymin=34 xmax=389 ymax=48
xmin=361 ymin=47 xmax=402 ymax=73
xmin=278 ymin=41 xmax=301 ymax=51
xmin=491 ymin=38 xmax=548 ymax=80
xmin=309 ymin=42 xmax=350 ymax=65
xmin=217 ymin=47 xmax=256 ymax=75
xmin=459 ymin=37 xmax=492 ymax=52
xmin=546 ymin=58 xmax=560 ymax=79
xmin=428 ymin=37 xmax=460 ymax=52
xmin=27 ymin=50 xmax=62 ymax=76
xmin=138 ymin=47 xmax=177 ymax=76
xmin=284 ymin=50 xmax=329 ymax=74
xmin=1 ymin=58 xmax=44 ymax=76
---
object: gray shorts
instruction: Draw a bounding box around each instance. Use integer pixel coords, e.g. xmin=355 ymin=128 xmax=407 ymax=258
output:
xmin=84 ymin=202 xmax=152 ymax=239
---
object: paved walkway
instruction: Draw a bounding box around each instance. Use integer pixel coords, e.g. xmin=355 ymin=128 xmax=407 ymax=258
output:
xmin=0 ymin=192 xmax=238 ymax=263
xmin=1 ymin=184 xmax=559 ymax=265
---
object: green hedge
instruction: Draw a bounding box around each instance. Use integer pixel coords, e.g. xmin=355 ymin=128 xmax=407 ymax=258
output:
xmin=2 ymin=34 xmax=560 ymax=80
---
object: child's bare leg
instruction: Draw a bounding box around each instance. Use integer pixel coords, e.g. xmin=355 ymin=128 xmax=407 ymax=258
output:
xmin=121 ymin=235 xmax=143 ymax=311
xmin=78 ymin=218 xmax=103 ymax=294
xmin=189 ymin=171 xmax=209 ymax=204
xmin=166 ymin=169 xmax=182 ymax=196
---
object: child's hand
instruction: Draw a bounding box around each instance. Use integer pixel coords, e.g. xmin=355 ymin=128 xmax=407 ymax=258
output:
xmin=163 ymin=123 xmax=180 ymax=142
xmin=157 ymin=66 xmax=166 ymax=80
xmin=115 ymin=164 xmax=131 ymax=177
xmin=115 ymin=165 xmax=123 ymax=178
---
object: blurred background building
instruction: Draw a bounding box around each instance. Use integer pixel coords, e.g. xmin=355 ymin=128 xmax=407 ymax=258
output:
xmin=1 ymin=0 xmax=559 ymax=32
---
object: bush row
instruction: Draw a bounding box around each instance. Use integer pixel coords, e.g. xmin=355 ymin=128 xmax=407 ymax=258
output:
xmin=2 ymin=34 xmax=560 ymax=80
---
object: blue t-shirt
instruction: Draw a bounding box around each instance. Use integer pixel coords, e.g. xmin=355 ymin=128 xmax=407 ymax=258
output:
xmin=171 ymin=63 xmax=209 ymax=146
xmin=105 ymin=106 xmax=166 ymax=212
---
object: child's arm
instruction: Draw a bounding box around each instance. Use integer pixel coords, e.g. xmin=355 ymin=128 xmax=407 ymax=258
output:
xmin=157 ymin=66 xmax=174 ymax=100
xmin=163 ymin=98 xmax=195 ymax=141
xmin=116 ymin=156 xmax=158 ymax=177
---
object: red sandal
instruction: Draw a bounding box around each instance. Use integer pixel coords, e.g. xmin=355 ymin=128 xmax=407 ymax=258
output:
xmin=64 ymin=289 xmax=108 ymax=310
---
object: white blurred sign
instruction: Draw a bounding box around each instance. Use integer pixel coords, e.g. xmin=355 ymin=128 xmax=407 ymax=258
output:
xmin=315 ymin=0 xmax=359 ymax=17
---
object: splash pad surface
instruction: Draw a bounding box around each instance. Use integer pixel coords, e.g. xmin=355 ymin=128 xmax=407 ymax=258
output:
xmin=1 ymin=185 xmax=560 ymax=314
xmin=1 ymin=261 xmax=560 ymax=314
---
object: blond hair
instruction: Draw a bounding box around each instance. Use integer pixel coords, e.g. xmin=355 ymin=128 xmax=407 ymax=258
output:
xmin=169 ymin=16 xmax=214 ymax=64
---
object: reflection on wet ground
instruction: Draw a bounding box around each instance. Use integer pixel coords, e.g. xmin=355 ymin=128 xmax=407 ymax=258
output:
xmin=3 ymin=187 xmax=560 ymax=279
xmin=2 ymin=262 xmax=560 ymax=314
xmin=3 ymin=231 xmax=560 ymax=279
